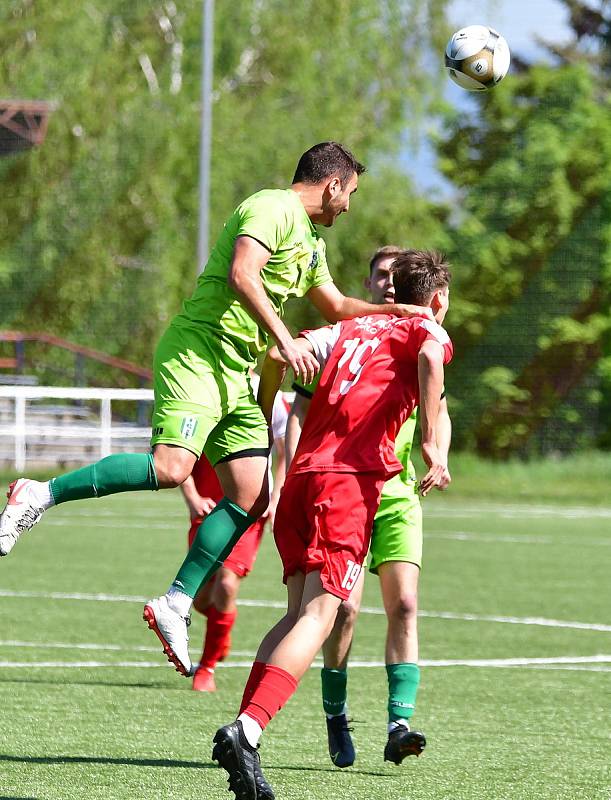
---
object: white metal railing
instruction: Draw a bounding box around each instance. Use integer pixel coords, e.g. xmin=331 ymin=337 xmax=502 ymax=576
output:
xmin=0 ymin=386 xmax=154 ymax=471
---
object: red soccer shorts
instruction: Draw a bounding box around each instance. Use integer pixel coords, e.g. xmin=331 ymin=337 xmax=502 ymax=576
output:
xmin=273 ymin=471 xmax=385 ymax=600
xmin=188 ymin=516 xmax=266 ymax=578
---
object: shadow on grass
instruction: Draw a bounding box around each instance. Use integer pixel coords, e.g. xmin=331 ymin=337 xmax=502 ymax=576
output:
xmin=0 ymin=753 xmax=393 ymax=779
xmin=0 ymin=677 xmax=184 ymax=691
xmin=0 ymin=753 xmax=216 ymax=770
xmin=0 ymin=796 xmax=39 ymax=800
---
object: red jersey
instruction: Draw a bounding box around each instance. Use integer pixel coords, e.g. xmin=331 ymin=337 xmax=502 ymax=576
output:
xmin=290 ymin=314 xmax=453 ymax=479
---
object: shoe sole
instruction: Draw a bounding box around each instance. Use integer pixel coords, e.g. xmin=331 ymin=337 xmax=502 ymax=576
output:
xmin=384 ymin=731 xmax=427 ymax=764
xmin=212 ymin=726 xmax=257 ymax=800
xmin=142 ymin=605 xmax=191 ymax=677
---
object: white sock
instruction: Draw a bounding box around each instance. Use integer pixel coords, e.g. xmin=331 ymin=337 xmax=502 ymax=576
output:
xmin=388 ymin=719 xmax=410 ymax=734
xmin=165 ymin=587 xmax=192 ymax=617
xmin=326 ymin=705 xmax=348 ymax=720
xmin=32 ymin=480 xmax=55 ymax=510
xmin=238 ymin=713 xmax=263 ymax=748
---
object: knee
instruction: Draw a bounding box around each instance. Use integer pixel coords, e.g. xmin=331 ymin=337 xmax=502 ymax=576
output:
xmin=153 ymin=453 xmax=192 ymax=488
xmin=215 ymin=571 xmax=239 ymax=605
xmin=336 ymin=598 xmax=359 ymax=632
xmin=390 ymin=592 xmax=418 ymax=624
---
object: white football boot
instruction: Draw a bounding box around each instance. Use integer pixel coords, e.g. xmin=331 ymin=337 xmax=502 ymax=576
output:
xmin=143 ymin=595 xmax=193 ymax=676
xmin=0 ymin=479 xmax=48 ymax=556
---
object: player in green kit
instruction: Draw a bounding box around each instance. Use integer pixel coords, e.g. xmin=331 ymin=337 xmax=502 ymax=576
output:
xmin=286 ymin=246 xmax=451 ymax=766
xmin=0 ymin=145 xmax=433 ymax=677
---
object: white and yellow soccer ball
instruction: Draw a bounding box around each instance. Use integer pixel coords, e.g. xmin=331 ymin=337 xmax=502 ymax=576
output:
xmin=445 ymin=25 xmax=510 ymax=91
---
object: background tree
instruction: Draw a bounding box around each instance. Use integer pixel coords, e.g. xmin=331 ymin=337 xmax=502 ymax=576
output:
xmin=437 ymin=0 xmax=611 ymax=456
xmin=0 ymin=0 xmax=449 ymax=376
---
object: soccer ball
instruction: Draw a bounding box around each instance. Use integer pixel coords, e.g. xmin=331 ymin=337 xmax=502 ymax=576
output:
xmin=445 ymin=25 xmax=510 ymax=91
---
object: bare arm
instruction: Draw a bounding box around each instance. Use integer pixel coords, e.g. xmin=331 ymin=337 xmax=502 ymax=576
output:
xmin=229 ymin=236 xmax=319 ymax=381
xmin=285 ymin=391 xmax=312 ymax=469
xmin=435 ymin=397 xmax=452 ymax=490
xmin=257 ymin=338 xmax=316 ymax=425
xmin=417 ymin=339 xmax=446 ymax=497
xmin=308 ymin=282 xmax=434 ymax=323
xmin=265 ymin=434 xmax=286 ymax=528
xmin=180 ymin=475 xmax=217 ymax=521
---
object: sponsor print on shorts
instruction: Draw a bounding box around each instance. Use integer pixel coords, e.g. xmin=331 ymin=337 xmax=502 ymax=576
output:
xmin=341 ymin=560 xmax=363 ymax=591
xmin=180 ymin=416 xmax=198 ymax=441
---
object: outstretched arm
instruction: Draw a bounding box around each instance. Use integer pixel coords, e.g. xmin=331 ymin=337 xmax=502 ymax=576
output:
xmin=308 ymin=282 xmax=434 ymax=323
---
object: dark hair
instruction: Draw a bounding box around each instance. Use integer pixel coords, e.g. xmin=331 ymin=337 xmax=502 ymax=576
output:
xmin=292 ymin=142 xmax=366 ymax=187
xmin=391 ymin=250 xmax=451 ymax=305
xmin=369 ymin=245 xmax=406 ymax=275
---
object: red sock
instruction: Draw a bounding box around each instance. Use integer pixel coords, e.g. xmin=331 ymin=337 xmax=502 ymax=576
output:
xmin=239 ymin=660 xmax=266 ymax=714
xmin=242 ymin=664 xmax=298 ymax=730
xmin=200 ymin=606 xmax=237 ymax=670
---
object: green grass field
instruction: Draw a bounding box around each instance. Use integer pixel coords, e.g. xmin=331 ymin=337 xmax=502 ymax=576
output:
xmin=0 ymin=488 xmax=609 ymax=800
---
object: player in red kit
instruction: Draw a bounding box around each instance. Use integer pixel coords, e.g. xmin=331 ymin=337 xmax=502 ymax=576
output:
xmin=211 ymin=250 xmax=453 ymax=800
xmin=181 ymin=387 xmax=290 ymax=692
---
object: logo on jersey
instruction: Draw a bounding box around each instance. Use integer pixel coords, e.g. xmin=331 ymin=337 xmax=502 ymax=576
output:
xmin=180 ymin=417 xmax=198 ymax=440
xmin=354 ymin=315 xmax=394 ymax=334
xmin=308 ymin=250 xmax=319 ymax=270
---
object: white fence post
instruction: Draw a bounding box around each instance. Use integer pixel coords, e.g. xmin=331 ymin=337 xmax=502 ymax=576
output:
xmin=0 ymin=387 xmax=153 ymax=469
xmin=100 ymin=396 xmax=112 ymax=459
xmin=14 ymin=395 xmax=26 ymax=472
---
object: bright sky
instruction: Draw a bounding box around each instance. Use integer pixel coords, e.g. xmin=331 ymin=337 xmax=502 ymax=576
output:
xmin=409 ymin=0 xmax=575 ymax=192
xmin=448 ymin=0 xmax=573 ymax=60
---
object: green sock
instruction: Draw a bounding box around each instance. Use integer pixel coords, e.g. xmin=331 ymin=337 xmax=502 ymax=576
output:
xmin=50 ymin=453 xmax=158 ymax=505
xmin=321 ymin=668 xmax=348 ymax=716
xmin=386 ymin=662 xmax=420 ymax=722
xmin=172 ymin=497 xmax=255 ymax=598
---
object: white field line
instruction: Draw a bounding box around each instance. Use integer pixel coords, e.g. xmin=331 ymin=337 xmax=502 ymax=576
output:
xmin=42 ymin=512 xmax=611 ymax=543
xmin=1 ymin=588 xmax=609 ymax=633
xmin=47 ymin=503 xmax=611 ymax=520
xmin=1 ymin=641 xmax=609 ymax=670
xmin=423 ymin=504 xmax=611 ymax=520
xmin=426 ymin=531 xmax=611 ymax=546
xmin=0 ymin=655 xmax=610 ymax=671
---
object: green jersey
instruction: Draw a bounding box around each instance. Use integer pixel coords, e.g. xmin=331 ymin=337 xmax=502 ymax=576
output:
xmin=172 ymin=189 xmax=333 ymax=364
xmin=380 ymin=409 xmax=418 ymax=498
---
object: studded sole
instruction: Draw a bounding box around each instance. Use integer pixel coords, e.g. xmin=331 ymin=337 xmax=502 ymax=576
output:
xmin=142 ymin=604 xmax=190 ymax=677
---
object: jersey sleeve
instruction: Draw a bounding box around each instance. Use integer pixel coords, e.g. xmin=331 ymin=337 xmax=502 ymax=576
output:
xmin=301 ymin=323 xmax=342 ymax=369
xmin=397 ymin=318 xmax=453 ymax=365
xmin=235 ymin=193 xmax=292 ymax=253
xmin=308 ymin=239 xmax=333 ymax=289
xmin=271 ymin=392 xmax=290 ymax=440
xmin=418 ymin=319 xmax=453 ymax=364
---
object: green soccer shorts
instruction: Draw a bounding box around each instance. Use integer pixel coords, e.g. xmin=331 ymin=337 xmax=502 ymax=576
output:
xmin=369 ymin=487 xmax=423 ymax=573
xmin=150 ymin=324 xmax=269 ymax=465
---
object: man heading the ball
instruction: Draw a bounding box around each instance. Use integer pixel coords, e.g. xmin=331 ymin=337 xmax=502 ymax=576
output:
xmin=0 ymin=142 xmax=433 ymax=676
xmin=212 ymin=250 xmax=452 ymax=800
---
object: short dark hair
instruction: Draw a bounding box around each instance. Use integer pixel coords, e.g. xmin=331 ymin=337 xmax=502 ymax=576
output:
xmin=391 ymin=250 xmax=451 ymax=305
xmin=292 ymin=142 xmax=366 ymax=187
xmin=369 ymin=245 xmax=406 ymax=275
